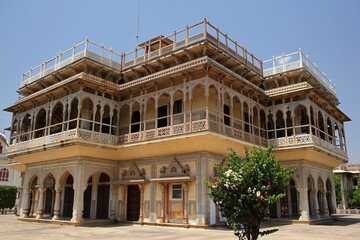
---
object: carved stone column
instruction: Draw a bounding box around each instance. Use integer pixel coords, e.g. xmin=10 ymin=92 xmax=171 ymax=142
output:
xmin=119 ymin=185 xmax=126 ymax=221
xmin=205 ymin=93 xmax=209 ymax=121
xmin=313 ymin=189 xmax=320 ymax=219
xmin=110 ymin=188 xmax=117 ymax=221
xmin=160 ymin=183 xmax=165 ymax=223
xmin=71 ymin=183 xmax=85 ymax=223
xmin=21 ymin=189 xmax=31 ymax=218
xmin=298 ymin=188 xmax=310 ymax=221
xmin=52 ymin=184 xmax=62 ymax=220
xmin=183 ymin=183 xmax=189 ymax=224
xmin=292 ymin=116 xmax=296 ymax=142
xmin=287 ymin=186 xmax=292 ymax=217
xmin=330 ymin=187 xmax=337 ymax=214
xmin=36 ymin=188 xmax=46 ymax=219
xmin=339 ymin=176 xmax=347 ymax=209
xmin=322 ymin=191 xmax=329 ymax=217
xmin=138 ymin=184 xmax=144 ymax=224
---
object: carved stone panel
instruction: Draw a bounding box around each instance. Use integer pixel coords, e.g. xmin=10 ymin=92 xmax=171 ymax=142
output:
xmin=160 ymin=158 xmax=190 ymax=177
xmin=121 ymin=162 xmax=146 ymax=180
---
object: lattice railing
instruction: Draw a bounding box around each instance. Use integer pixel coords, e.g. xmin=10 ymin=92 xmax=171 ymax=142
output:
xmin=8 ymin=123 xmax=346 ymax=158
xmin=268 ymin=134 xmax=347 ymax=157
xmin=263 ymin=49 xmax=336 ymax=96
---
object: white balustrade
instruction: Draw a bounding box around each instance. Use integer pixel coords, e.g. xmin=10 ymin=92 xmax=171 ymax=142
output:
xmin=263 ymin=49 xmax=336 ymax=96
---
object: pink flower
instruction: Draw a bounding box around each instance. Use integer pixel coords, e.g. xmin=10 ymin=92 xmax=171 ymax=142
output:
xmin=216 ymin=180 xmax=221 ymax=184
xmin=268 ymin=181 xmax=271 ymax=185
xmin=265 ymin=191 xmax=268 ymax=195
xmin=258 ymin=195 xmax=264 ymax=200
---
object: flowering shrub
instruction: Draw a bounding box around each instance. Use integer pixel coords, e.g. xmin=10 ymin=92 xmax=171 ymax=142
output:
xmin=206 ymin=146 xmax=295 ymax=240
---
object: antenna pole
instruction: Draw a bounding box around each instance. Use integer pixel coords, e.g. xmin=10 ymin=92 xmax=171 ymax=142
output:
xmin=136 ymin=0 xmax=140 ymax=45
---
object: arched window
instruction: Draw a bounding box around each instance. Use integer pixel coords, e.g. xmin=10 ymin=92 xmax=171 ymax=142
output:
xmin=0 ymin=168 xmax=9 ymax=181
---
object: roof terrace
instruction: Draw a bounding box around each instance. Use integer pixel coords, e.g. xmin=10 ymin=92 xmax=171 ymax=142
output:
xmin=20 ymin=19 xmax=263 ymax=89
xmin=263 ymin=49 xmax=337 ymax=97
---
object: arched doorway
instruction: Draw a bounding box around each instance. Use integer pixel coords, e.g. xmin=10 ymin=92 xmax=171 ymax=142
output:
xmin=96 ymin=173 xmax=110 ymax=219
xmin=29 ymin=176 xmax=39 ymax=217
xmin=63 ymin=174 xmax=74 ymax=218
xmin=83 ymin=177 xmax=93 ymax=219
xmin=43 ymin=175 xmax=55 ymax=216
xmin=126 ymin=185 xmax=140 ymax=221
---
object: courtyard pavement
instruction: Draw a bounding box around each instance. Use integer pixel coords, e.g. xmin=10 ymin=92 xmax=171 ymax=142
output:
xmin=0 ymin=214 xmax=359 ymax=240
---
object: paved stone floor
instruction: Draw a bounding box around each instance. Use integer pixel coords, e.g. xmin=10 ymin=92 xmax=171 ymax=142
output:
xmin=0 ymin=214 xmax=359 ymax=240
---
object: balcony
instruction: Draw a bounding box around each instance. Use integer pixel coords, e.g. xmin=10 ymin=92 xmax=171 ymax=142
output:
xmin=263 ymin=49 xmax=337 ymax=97
xmin=269 ymin=134 xmax=347 ymax=157
xmin=8 ymin=113 xmax=347 ymax=159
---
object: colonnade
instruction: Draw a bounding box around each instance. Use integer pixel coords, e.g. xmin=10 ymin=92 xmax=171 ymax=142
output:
xmin=21 ymin=170 xmax=114 ymax=222
xmin=9 ymin=77 xmax=346 ymax=154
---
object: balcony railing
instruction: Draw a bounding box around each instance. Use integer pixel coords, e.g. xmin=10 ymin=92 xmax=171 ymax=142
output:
xmin=263 ymin=49 xmax=336 ymax=96
xmin=8 ymin=118 xmax=347 ymax=159
xmin=269 ymin=134 xmax=347 ymax=157
xmin=118 ymin=119 xmax=268 ymax=147
xmin=21 ymin=39 xmax=122 ymax=88
xmin=20 ymin=19 xmax=263 ymax=88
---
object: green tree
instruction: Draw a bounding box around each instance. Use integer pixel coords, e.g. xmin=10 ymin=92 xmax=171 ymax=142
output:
xmin=333 ymin=174 xmax=342 ymax=205
xmin=206 ymin=146 xmax=295 ymax=240
xmin=348 ymin=174 xmax=360 ymax=207
xmin=0 ymin=186 xmax=17 ymax=213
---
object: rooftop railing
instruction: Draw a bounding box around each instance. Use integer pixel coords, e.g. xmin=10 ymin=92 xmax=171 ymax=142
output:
xmin=121 ymin=18 xmax=263 ymax=73
xmin=21 ymin=39 xmax=122 ymax=87
xmin=20 ymin=19 xmax=263 ymax=88
xmin=263 ymin=49 xmax=337 ymax=96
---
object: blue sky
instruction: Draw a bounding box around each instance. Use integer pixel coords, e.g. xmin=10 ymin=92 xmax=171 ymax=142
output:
xmin=0 ymin=0 xmax=359 ymax=163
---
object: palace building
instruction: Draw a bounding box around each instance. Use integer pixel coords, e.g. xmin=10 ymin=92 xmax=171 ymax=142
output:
xmin=5 ymin=19 xmax=349 ymax=226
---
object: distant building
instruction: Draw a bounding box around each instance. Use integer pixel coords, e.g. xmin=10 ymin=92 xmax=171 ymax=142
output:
xmin=5 ymin=19 xmax=350 ymax=225
xmin=0 ymin=132 xmax=22 ymax=211
xmin=334 ymin=164 xmax=360 ymax=209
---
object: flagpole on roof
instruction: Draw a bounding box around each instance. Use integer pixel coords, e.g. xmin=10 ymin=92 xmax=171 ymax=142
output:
xmin=136 ymin=0 xmax=140 ymax=45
